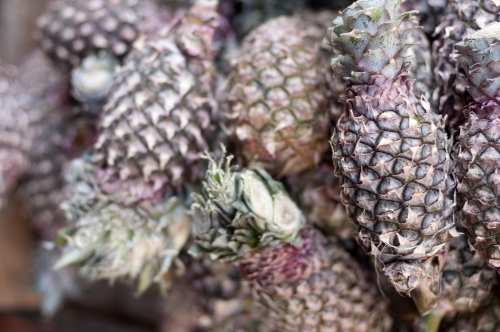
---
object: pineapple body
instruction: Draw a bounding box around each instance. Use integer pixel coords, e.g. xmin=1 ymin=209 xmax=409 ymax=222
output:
xmin=93 ymin=1 xmax=221 ymax=201
xmin=432 ymin=0 xmax=500 ymax=134
xmin=329 ymin=0 xmax=455 ymax=312
xmin=442 ymin=294 xmax=500 ymax=332
xmin=17 ymin=51 xmax=76 ymax=238
xmin=250 ymin=231 xmax=392 ymax=332
xmin=35 ymin=0 xmax=168 ymax=71
xmin=454 ymin=23 xmax=500 ymax=273
xmin=223 ymin=15 xmax=333 ymax=177
xmin=192 ymin=153 xmax=392 ymax=331
xmin=55 ymin=0 xmax=222 ymax=290
xmin=440 ymin=234 xmax=497 ymax=313
xmin=0 ymin=64 xmax=32 ymax=210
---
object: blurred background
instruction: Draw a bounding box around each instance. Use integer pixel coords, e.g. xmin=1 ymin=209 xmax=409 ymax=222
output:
xmin=0 ymin=1 xmax=166 ymax=331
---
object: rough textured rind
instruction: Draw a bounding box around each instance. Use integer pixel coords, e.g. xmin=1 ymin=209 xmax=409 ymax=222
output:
xmin=93 ymin=0 xmax=222 ymax=201
xmin=181 ymin=252 xmax=241 ymax=313
xmin=329 ymin=0 xmax=455 ymax=313
xmin=0 ymin=64 xmax=32 ymax=210
xmin=441 ymin=294 xmax=500 ymax=332
xmin=192 ymin=153 xmax=392 ymax=331
xmin=55 ymin=156 xmax=191 ymax=292
xmin=34 ymin=0 xmax=168 ymax=71
xmin=440 ymin=233 xmax=497 ymax=313
xmin=454 ymin=23 xmax=500 ymax=273
xmin=251 ymin=231 xmax=393 ymax=332
xmin=432 ymin=0 xmax=500 ymax=135
xmin=223 ymin=15 xmax=333 ymax=177
xmin=16 ymin=51 xmax=75 ymax=239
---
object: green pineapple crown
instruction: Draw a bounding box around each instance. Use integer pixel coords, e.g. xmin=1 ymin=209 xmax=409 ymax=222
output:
xmin=55 ymin=156 xmax=191 ymax=294
xmin=190 ymin=147 xmax=305 ymax=262
xmin=453 ymin=22 xmax=500 ymax=103
xmin=328 ymin=0 xmax=417 ymax=83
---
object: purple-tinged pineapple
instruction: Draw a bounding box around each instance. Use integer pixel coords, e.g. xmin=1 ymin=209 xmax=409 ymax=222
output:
xmin=34 ymin=0 xmax=172 ymax=71
xmin=453 ymin=22 xmax=500 ymax=274
xmin=399 ymin=16 xmax=435 ymax=104
xmin=440 ymin=293 xmax=500 ymax=332
xmin=191 ymin=152 xmax=393 ymax=331
xmin=92 ymin=0 xmax=222 ymax=201
xmin=329 ymin=0 xmax=456 ymax=313
xmin=16 ymin=51 xmax=76 ymax=239
xmin=54 ymin=0 xmax=224 ymax=291
xmin=0 ymin=64 xmax=32 ymax=211
xmin=414 ymin=232 xmax=497 ymax=332
xmin=432 ymin=0 xmax=500 ymax=136
xmin=223 ymin=14 xmax=335 ymax=177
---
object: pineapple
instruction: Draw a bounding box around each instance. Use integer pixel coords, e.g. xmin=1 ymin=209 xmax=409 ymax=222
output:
xmin=93 ymin=0 xmax=222 ymax=201
xmin=415 ymin=233 xmax=497 ymax=332
xmin=16 ymin=51 xmax=76 ymax=239
xmin=0 ymin=64 xmax=32 ymax=210
xmin=181 ymin=252 xmax=241 ymax=313
xmin=191 ymin=152 xmax=393 ymax=331
xmin=17 ymin=50 xmax=68 ymax=98
xmin=34 ymin=0 xmax=171 ymax=71
xmin=432 ymin=0 xmax=500 ymax=135
xmin=329 ymin=0 xmax=456 ymax=313
xmin=440 ymin=294 xmax=500 ymax=332
xmin=453 ymin=22 xmax=500 ymax=273
xmin=55 ymin=155 xmax=191 ymax=293
xmin=71 ymin=51 xmax=119 ymax=115
xmin=222 ymin=14 xmax=335 ymax=177
xmin=55 ymin=0 xmax=223 ymax=290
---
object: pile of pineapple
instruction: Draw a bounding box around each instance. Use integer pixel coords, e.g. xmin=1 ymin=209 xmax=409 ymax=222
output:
xmin=1 ymin=0 xmax=500 ymax=330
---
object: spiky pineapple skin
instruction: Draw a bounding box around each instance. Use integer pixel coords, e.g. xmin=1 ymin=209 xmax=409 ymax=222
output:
xmin=329 ymin=0 xmax=456 ymax=311
xmin=440 ymin=233 xmax=497 ymax=313
xmin=16 ymin=51 xmax=75 ymax=238
xmin=93 ymin=3 xmax=221 ymax=200
xmin=432 ymin=0 xmax=500 ymax=134
xmin=0 ymin=64 xmax=32 ymax=210
xmin=250 ymin=232 xmax=393 ymax=332
xmin=223 ymin=15 xmax=333 ymax=177
xmin=442 ymin=294 xmax=500 ymax=332
xmin=181 ymin=253 xmax=241 ymax=314
xmin=453 ymin=23 xmax=500 ymax=273
xmin=34 ymin=0 xmax=167 ymax=71
xmin=192 ymin=153 xmax=392 ymax=331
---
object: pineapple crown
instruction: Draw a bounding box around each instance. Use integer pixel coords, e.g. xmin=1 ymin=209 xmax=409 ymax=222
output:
xmin=56 ymin=156 xmax=191 ymax=294
xmin=190 ymin=148 xmax=305 ymax=262
xmin=453 ymin=22 xmax=500 ymax=103
xmin=328 ymin=0 xmax=417 ymax=84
